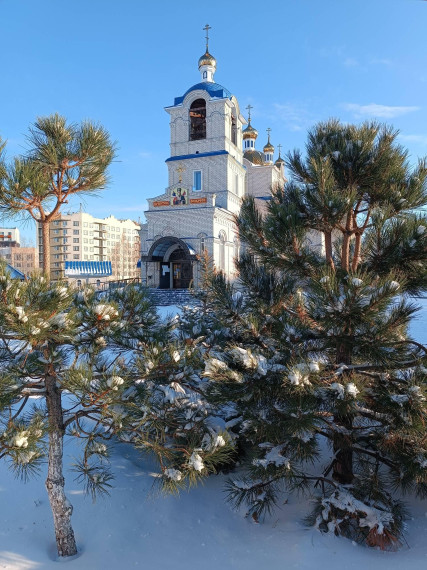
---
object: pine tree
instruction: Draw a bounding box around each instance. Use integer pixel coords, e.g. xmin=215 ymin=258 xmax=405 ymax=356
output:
xmin=198 ymin=120 xmax=427 ymax=548
xmin=0 ymin=268 xmax=233 ymax=556
xmin=0 ymin=114 xmax=116 ymax=278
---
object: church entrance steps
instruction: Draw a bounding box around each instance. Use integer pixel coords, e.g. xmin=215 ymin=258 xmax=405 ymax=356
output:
xmin=148 ymin=288 xmax=197 ymax=306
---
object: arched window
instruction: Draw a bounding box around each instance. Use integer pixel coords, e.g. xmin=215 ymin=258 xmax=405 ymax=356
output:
xmin=219 ymin=231 xmax=226 ymax=272
xmin=189 ymin=99 xmax=206 ymax=141
xmin=203 ymin=71 xmax=207 ymax=79
xmin=231 ymin=113 xmax=237 ymax=145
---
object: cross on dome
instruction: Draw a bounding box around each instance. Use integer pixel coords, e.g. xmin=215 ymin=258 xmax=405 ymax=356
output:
xmin=198 ymin=24 xmax=216 ymax=82
xmin=203 ymin=24 xmax=211 ymax=50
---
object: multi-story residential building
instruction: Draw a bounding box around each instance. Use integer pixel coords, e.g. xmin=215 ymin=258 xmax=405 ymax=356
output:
xmin=37 ymin=212 xmax=141 ymax=283
xmin=0 ymin=228 xmax=38 ymax=276
xmin=0 ymin=227 xmax=20 ymax=244
xmin=0 ymin=246 xmax=37 ymax=276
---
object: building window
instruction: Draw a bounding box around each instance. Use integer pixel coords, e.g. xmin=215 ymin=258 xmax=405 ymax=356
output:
xmin=73 ymin=246 xmax=79 ymax=251
xmin=193 ymin=170 xmax=202 ymax=191
xmin=231 ymin=113 xmax=237 ymax=146
xmin=73 ymin=221 xmax=79 ymax=226
xmin=73 ymin=230 xmax=79 ymax=235
xmin=189 ymin=98 xmax=206 ymax=141
xmin=73 ymin=254 xmax=79 ymax=259
xmin=219 ymin=231 xmax=226 ymax=272
xmin=235 ymin=173 xmax=239 ymax=196
xmin=83 ymin=222 xmax=88 ymax=227
xmin=73 ymin=238 xmax=79 ymax=243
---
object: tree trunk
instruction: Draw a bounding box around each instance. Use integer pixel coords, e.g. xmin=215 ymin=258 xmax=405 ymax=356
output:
xmin=341 ymin=233 xmax=351 ymax=272
xmin=332 ymin=344 xmax=354 ymax=484
xmin=324 ymin=230 xmax=335 ymax=270
xmin=45 ymin=375 xmax=77 ymax=557
xmin=41 ymin=220 xmax=51 ymax=279
xmin=351 ymin=233 xmax=362 ymax=272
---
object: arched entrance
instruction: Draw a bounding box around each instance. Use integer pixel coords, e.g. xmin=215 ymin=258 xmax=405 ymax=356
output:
xmin=142 ymin=237 xmax=196 ymax=289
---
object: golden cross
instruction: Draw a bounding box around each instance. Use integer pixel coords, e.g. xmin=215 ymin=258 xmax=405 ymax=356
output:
xmin=176 ymin=165 xmax=185 ymax=184
xmin=266 ymin=127 xmax=271 ymax=138
xmin=203 ymin=24 xmax=211 ymax=50
xmin=246 ymin=104 xmax=253 ymax=122
xmin=277 ymin=143 xmax=282 ymax=156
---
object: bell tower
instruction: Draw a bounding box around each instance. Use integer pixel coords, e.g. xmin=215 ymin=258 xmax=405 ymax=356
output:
xmin=164 ymin=25 xmax=246 ymax=211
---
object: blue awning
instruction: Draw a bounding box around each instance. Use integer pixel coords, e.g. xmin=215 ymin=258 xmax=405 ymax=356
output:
xmin=64 ymin=261 xmax=113 ymax=278
xmin=5 ymin=263 xmax=26 ymax=280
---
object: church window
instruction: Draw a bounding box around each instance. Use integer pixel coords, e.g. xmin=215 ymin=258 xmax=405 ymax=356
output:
xmin=235 ymin=173 xmax=239 ymax=196
xmin=189 ymin=99 xmax=206 ymax=141
xmin=219 ymin=231 xmax=226 ymax=272
xmin=193 ymin=170 xmax=202 ymax=191
xmin=203 ymin=71 xmax=207 ymax=79
xmin=231 ymin=114 xmax=237 ymax=145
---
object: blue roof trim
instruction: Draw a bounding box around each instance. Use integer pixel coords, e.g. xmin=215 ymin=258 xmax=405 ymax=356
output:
xmin=174 ymin=82 xmax=232 ymax=105
xmin=64 ymin=260 xmax=113 ymax=277
xmin=166 ymin=150 xmax=228 ymax=162
xmin=5 ymin=263 xmax=26 ymax=280
xmin=255 ymin=196 xmax=271 ymax=201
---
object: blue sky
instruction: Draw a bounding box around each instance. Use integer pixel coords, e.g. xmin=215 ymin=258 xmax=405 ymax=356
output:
xmin=1 ymin=0 xmax=426 ymax=243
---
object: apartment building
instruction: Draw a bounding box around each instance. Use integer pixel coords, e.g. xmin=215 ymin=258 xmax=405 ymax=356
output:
xmin=38 ymin=212 xmax=141 ymax=283
xmin=0 ymin=246 xmax=37 ymax=276
xmin=0 ymin=227 xmax=20 ymax=244
xmin=0 ymin=227 xmax=38 ymax=276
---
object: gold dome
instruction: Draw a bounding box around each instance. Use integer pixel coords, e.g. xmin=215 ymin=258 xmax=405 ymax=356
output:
xmin=198 ymin=50 xmax=217 ymax=69
xmin=242 ymin=121 xmax=258 ymax=139
xmin=243 ymin=149 xmax=265 ymax=165
xmin=275 ymin=155 xmax=285 ymax=166
xmin=263 ymin=129 xmax=274 ymax=153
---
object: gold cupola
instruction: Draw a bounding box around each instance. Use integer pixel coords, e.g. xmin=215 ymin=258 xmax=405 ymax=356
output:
xmin=242 ymin=121 xmax=258 ymax=140
xmin=263 ymin=128 xmax=274 ymax=164
xmin=198 ymin=24 xmax=216 ymax=82
xmin=198 ymin=50 xmax=217 ymax=70
xmin=275 ymin=144 xmax=285 ymax=172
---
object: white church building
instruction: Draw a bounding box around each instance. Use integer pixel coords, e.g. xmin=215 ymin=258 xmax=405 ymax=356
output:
xmin=140 ymin=29 xmax=286 ymax=289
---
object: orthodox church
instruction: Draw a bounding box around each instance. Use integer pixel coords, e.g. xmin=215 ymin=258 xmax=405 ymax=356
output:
xmin=140 ymin=28 xmax=286 ymax=289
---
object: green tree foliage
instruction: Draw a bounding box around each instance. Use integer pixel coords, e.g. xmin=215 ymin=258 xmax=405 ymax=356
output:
xmin=196 ymin=120 xmax=427 ymax=548
xmin=0 ymin=268 xmax=233 ymax=557
xmin=0 ymin=114 xmax=116 ymax=277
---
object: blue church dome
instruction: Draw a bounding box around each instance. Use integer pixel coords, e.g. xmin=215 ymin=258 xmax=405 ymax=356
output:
xmin=174 ymin=82 xmax=232 ymax=105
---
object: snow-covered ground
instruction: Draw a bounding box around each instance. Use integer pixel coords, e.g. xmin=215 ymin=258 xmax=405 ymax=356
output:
xmin=1 ymin=299 xmax=426 ymax=570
